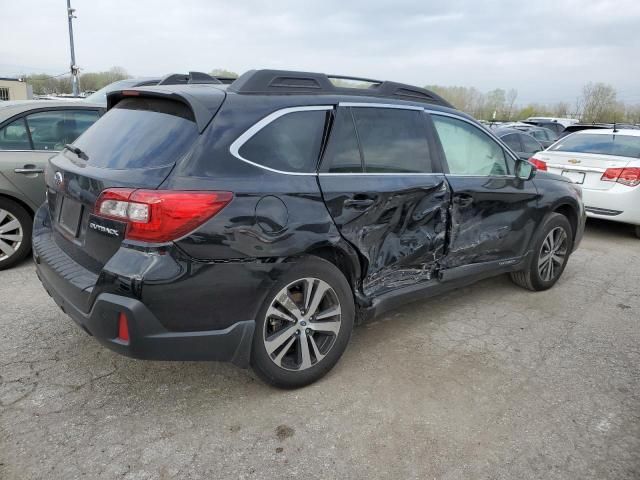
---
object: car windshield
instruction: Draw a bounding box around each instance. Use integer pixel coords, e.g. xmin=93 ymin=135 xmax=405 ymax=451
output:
xmin=84 ymin=79 xmax=145 ymax=105
xmin=550 ymin=133 xmax=640 ymax=158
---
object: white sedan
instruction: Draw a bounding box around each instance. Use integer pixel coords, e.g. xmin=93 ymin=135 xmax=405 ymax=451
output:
xmin=530 ymin=129 xmax=640 ymax=238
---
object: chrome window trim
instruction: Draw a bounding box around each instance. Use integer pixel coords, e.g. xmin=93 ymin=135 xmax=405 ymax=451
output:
xmin=426 ymin=109 xmax=521 ymax=166
xmin=229 ymin=105 xmax=333 ymax=176
xmin=318 ymin=172 xmax=441 ymax=177
xmin=338 ymin=102 xmax=424 ymax=111
xmin=0 ymin=149 xmax=60 ymax=153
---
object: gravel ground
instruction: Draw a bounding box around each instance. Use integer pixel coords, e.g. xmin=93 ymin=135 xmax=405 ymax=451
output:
xmin=1 ymin=218 xmax=639 ymax=480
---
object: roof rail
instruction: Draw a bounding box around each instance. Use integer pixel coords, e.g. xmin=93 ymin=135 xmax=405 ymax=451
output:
xmin=228 ymin=69 xmax=453 ymax=108
xmin=157 ymin=71 xmax=222 ymax=86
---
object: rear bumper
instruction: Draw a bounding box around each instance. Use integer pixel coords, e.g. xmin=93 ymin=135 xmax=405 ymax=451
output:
xmin=33 ymin=205 xmax=255 ymax=367
xmin=37 ymin=270 xmax=254 ymax=366
xmin=583 ymin=184 xmax=640 ymax=225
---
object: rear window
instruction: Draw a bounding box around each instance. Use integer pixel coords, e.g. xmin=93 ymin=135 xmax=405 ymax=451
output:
xmin=550 ymin=133 xmax=640 ymax=159
xmin=74 ymin=97 xmax=198 ymax=169
xmin=237 ymin=110 xmax=327 ymax=173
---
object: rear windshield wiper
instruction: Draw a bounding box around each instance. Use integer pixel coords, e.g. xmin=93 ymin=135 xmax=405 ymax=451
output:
xmin=65 ymin=144 xmax=89 ymax=161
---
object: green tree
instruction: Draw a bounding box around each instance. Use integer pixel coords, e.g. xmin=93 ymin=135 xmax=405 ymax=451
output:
xmin=209 ymin=68 xmax=239 ymax=79
xmin=578 ymin=82 xmax=618 ymax=123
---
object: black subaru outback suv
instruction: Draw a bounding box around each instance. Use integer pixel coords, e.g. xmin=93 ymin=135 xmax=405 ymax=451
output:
xmin=34 ymin=69 xmax=585 ymax=388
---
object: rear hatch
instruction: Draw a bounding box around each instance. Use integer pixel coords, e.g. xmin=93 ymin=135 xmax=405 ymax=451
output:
xmin=536 ymin=132 xmax=640 ymax=191
xmin=45 ymin=95 xmax=206 ymax=272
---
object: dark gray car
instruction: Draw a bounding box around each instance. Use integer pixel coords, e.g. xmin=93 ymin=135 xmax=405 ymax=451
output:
xmin=495 ymin=127 xmax=545 ymax=160
xmin=0 ymin=100 xmax=103 ymax=269
xmin=511 ymin=125 xmax=557 ymax=148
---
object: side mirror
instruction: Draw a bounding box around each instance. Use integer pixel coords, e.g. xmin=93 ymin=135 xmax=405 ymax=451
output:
xmin=515 ymin=159 xmax=536 ymax=181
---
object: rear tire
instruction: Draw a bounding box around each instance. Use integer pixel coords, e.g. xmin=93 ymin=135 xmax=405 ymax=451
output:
xmin=510 ymin=213 xmax=573 ymax=292
xmin=635 ymin=225 xmax=640 ymax=239
xmin=0 ymin=198 xmax=32 ymax=271
xmin=251 ymin=256 xmax=355 ymax=389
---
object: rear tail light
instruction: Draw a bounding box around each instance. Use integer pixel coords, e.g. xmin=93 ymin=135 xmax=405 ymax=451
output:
xmin=528 ymin=157 xmax=547 ymax=171
xmin=94 ymin=189 xmax=233 ymax=242
xmin=601 ymin=167 xmax=640 ymax=187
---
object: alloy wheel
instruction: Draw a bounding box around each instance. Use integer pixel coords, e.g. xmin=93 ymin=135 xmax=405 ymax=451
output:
xmin=0 ymin=208 xmax=23 ymax=262
xmin=538 ymin=226 xmax=568 ymax=282
xmin=263 ymin=277 xmax=342 ymax=371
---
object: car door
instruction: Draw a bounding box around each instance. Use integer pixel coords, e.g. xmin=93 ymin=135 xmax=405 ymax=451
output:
xmin=318 ymin=104 xmax=451 ymax=296
xmin=0 ymin=108 xmax=100 ymax=208
xmin=429 ymin=113 xmax=539 ymax=272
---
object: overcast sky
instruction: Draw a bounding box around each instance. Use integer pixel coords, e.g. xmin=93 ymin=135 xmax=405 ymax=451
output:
xmin=2 ymin=0 xmax=639 ymax=104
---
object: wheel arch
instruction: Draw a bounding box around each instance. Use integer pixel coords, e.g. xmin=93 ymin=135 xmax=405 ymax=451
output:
xmin=0 ymin=192 xmax=35 ymax=218
xmin=304 ymin=243 xmax=362 ymax=290
xmin=552 ymin=201 xmax=579 ymax=242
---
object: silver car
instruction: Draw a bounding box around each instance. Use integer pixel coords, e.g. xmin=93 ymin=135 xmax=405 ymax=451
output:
xmin=0 ymin=101 xmax=103 ymax=269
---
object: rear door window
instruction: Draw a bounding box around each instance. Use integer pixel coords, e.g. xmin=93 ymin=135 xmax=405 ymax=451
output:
xmin=26 ymin=110 xmax=100 ymax=151
xmin=237 ymin=110 xmax=328 ymax=173
xmin=74 ymin=98 xmax=199 ymax=169
xmin=351 ymin=107 xmax=433 ymax=173
xmin=550 ymin=133 xmax=640 ymax=158
xmin=0 ymin=118 xmax=30 ymax=150
xmin=321 ymin=108 xmax=363 ymax=173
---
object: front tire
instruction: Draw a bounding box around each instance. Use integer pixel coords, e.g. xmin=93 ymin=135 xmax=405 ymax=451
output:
xmin=635 ymin=225 xmax=640 ymax=239
xmin=0 ymin=198 xmax=32 ymax=271
xmin=510 ymin=213 xmax=573 ymax=291
xmin=251 ymin=256 xmax=355 ymax=389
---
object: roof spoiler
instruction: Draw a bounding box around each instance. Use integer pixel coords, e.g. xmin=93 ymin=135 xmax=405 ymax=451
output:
xmin=228 ymin=69 xmax=453 ymax=108
xmin=106 ymin=86 xmax=226 ymax=133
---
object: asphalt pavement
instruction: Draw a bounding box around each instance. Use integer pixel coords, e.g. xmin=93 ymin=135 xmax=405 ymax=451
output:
xmin=1 ymin=218 xmax=639 ymax=479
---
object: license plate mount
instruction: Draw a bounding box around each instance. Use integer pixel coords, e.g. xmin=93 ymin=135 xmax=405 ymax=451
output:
xmin=58 ymin=197 xmax=83 ymax=237
xmin=561 ymin=170 xmax=585 ymax=184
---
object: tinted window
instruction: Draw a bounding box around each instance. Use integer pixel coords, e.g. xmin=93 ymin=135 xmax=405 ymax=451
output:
xmin=521 ymin=133 xmax=542 ymax=154
xmin=321 ymin=108 xmax=362 ymax=173
xmin=75 ymin=98 xmax=199 ymax=169
xmin=25 ymin=110 xmax=99 ymax=151
xmin=502 ymin=133 xmax=522 ymax=152
xmin=433 ymin=115 xmax=509 ymax=176
xmin=25 ymin=110 xmax=100 ymax=151
xmin=0 ymin=118 xmax=30 ymax=150
xmin=550 ymin=133 xmax=640 ymax=159
xmin=542 ymin=123 xmax=564 ymax=135
xmin=238 ymin=110 xmax=327 ymax=173
xmin=530 ymin=130 xmax=545 ymax=140
xmin=351 ymin=108 xmax=432 ymax=173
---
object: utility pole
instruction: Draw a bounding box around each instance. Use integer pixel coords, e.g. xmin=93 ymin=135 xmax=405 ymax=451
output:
xmin=67 ymin=0 xmax=79 ymax=96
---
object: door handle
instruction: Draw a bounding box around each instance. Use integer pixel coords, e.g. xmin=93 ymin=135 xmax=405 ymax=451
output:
xmin=344 ymin=194 xmax=377 ymax=210
xmin=15 ymin=165 xmax=44 ymax=174
xmin=455 ymin=194 xmax=474 ymax=208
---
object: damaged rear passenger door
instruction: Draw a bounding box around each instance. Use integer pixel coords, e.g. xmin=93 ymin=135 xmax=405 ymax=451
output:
xmin=318 ymin=104 xmax=450 ymax=297
xmin=429 ymin=113 xmax=539 ymax=273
